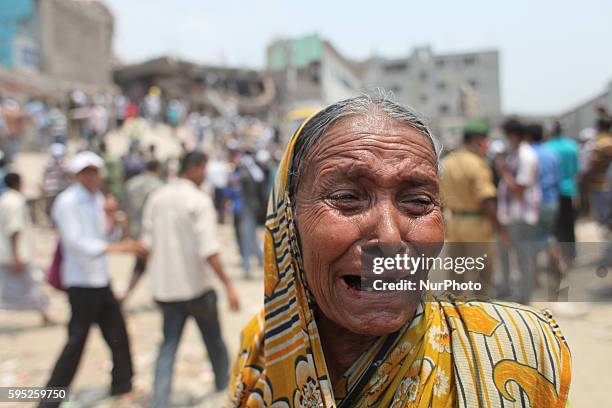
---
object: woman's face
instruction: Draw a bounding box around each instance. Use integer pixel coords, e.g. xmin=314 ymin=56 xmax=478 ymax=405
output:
xmin=295 ymin=112 xmax=444 ymax=336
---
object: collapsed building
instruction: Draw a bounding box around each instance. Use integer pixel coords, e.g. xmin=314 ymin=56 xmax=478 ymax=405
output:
xmin=113 ymin=57 xmax=276 ymax=118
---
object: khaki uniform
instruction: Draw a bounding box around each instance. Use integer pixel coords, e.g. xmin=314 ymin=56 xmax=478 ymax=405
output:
xmin=441 ymin=148 xmax=497 ymax=241
xmin=440 ymin=148 xmax=497 ymax=287
xmin=589 ymin=132 xmax=612 ymax=190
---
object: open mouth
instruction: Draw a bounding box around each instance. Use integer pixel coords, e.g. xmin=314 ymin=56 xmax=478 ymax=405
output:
xmin=341 ymin=274 xmax=409 ymax=292
xmin=342 ymin=275 xmax=363 ymax=291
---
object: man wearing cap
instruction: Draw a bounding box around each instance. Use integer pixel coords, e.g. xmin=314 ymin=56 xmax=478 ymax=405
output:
xmin=440 ymin=118 xmax=507 ymax=292
xmin=42 ymin=151 xmax=146 ymax=406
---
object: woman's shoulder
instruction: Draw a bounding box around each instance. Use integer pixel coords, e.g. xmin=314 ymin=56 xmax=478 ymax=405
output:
xmin=439 ymin=298 xmax=558 ymax=330
xmin=433 ymin=297 xmax=571 ymax=407
xmin=238 ymin=309 xmax=266 ymax=353
xmin=436 ymin=297 xmax=569 ymax=349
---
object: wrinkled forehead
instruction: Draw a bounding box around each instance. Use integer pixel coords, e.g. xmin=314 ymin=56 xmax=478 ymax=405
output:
xmin=314 ymin=114 xmax=435 ymax=159
xmin=289 ymin=112 xmax=438 ymax=197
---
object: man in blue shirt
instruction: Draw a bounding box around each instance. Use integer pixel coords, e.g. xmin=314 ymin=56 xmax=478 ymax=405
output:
xmin=525 ymin=124 xmax=565 ymax=284
xmin=526 ymin=124 xmax=562 ymax=235
xmin=545 ymin=122 xmax=579 ymax=262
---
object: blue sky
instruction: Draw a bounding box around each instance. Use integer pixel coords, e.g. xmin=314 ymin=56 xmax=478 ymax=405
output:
xmin=104 ymin=0 xmax=612 ymax=115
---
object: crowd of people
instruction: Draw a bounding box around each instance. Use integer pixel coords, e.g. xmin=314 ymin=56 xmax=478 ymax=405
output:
xmin=0 ymin=86 xmax=265 ymax=164
xmin=0 ymin=88 xmax=610 ymax=406
xmin=441 ymin=111 xmax=612 ymax=304
xmin=0 ymin=87 xmax=282 ymax=406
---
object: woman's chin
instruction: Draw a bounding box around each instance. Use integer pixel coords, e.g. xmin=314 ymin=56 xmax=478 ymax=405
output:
xmin=337 ymin=307 xmax=416 ymax=337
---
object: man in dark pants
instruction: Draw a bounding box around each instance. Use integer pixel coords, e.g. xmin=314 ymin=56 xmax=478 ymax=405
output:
xmin=49 ymin=287 xmax=132 ymax=392
xmin=40 ymin=152 xmax=145 ymax=407
xmin=155 ymin=291 xmax=228 ymax=394
xmin=142 ymin=151 xmax=240 ymax=408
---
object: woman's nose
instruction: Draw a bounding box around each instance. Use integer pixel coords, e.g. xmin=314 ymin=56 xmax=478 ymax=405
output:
xmin=373 ymin=201 xmax=403 ymax=245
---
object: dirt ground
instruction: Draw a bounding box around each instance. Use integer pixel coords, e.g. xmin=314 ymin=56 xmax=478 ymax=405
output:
xmin=1 ymin=224 xmax=262 ymax=407
xmin=2 ymin=224 xmax=611 ymax=407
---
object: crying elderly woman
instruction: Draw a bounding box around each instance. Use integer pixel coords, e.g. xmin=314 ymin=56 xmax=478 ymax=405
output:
xmin=228 ymin=94 xmax=571 ymax=408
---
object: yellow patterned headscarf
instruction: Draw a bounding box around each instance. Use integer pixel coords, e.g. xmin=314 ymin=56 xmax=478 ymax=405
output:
xmin=228 ymin=113 xmax=571 ymax=408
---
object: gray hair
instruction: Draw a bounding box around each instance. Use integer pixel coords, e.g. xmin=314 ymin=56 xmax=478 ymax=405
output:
xmin=288 ymin=91 xmax=442 ymax=199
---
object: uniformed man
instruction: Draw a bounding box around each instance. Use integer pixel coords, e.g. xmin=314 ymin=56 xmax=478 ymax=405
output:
xmin=440 ymin=118 xmax=508 ymax=293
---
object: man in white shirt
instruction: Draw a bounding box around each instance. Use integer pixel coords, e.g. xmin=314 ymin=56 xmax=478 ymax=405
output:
xmin=0 ymin=172 xmax=50 ymax=323
xmin=42 ymin=151 xmax=146 ymax=407
xmin=497 ymin=119 xmax=542 ymax=303
xmin=142 ymin=151 xmax=239 ymax=408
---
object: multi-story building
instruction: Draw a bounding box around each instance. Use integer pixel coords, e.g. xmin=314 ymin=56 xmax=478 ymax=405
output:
xmin=267 ymin=34 xmax=362 ymax=108
xmin=361 ymin=46 xmax=501 ymax=149
xmin=362 ymin=46 xmax=501 ymax=120
xmin=0 ymin=0 xmax=114 ymax=97
xmin=267 ymin=36 xmax=502 ymax=149
xmin=38 ymin=0 xmax=114 ymax=86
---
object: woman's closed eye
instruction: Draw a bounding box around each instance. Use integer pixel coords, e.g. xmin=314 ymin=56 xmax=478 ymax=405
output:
xmin=326 ymin=191 xmax=366 ymax=211
xmin=398 ymin=195 xmax=436 ymax=215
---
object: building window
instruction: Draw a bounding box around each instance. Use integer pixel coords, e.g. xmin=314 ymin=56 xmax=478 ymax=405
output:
xmin=419 ymin=72 xmax=428 ymax=82
xmin=384 ymin=62 xmax=408 ymax=72
xmin=308 ymin=61 xmax=320 ymax=83
xmin=436 ymin=81 xmax=446 ymax=90
xmin=438 ymin=104 xmax=450 ymax=115
xmin=464 ymin=55 xmax=477 ymax=65
xmin=435 ymin=58 xmax=445 ymax=68
xmin=468 ymin=79 xmax=478 ymax=89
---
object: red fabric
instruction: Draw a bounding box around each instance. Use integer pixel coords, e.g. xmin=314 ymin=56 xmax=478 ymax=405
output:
xmin=126 ymin=103 xmax=139 ymax=118
xmin=47 ymin=242 xmax=65 ymax=291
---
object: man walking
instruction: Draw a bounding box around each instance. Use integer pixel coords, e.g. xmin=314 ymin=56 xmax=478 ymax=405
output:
xmin=41 ymin=151 xmax=145 ymax=407
xmin=142 ymin=151 xmax=240 ymax=408
xmin=0 ymin=173 xmax=51 ymax=324
xmin=120 ymin=160 xmax=164 ymax=303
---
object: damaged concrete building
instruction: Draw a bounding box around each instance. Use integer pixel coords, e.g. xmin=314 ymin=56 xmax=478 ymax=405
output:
xmin=0 ymin=0 xmax=115 ymax=98
xmin=113 ymin=57 xmax=276 ymax=118
xmin=266 ymin=34 xmax=502 ymax=149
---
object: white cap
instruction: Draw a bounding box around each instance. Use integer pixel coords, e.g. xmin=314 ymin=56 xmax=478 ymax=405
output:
xmin=68 ymin=151 xmax=105 ymax=174
xmin=579 ymin=127 xmax=596 ymax=142
xmin=49 ymin=143 xmax=66 ymax=158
